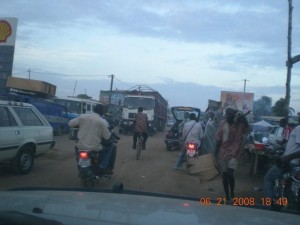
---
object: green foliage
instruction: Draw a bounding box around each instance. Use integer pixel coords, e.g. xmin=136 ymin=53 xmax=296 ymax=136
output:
xmin=272 ymin=98 xmax=295 ymax=117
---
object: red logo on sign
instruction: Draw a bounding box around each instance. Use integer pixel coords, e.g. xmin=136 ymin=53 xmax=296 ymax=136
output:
xmin=0 ymin=20 xmax=12 ymax=42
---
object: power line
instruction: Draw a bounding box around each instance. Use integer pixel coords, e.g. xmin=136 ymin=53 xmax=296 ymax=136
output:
xmin=114 ymin=77 xmax=132 ymax=88
xmin=12 ymin=71 xmax=28 ymax=76
xmin=30 ymin=70 xmax=111 ymax=77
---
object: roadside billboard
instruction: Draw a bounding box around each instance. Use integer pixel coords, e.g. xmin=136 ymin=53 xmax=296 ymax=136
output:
xmin=221 ymin=91 xmax=254 ymax=113
xmin=99 ymin=90 xmax=126 ymax=106
xmin=0 ymin=17 xmax=18 ymax=94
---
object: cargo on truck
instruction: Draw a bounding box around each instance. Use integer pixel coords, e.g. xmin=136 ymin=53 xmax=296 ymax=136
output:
xmin=119 ymin=85 xmax=168 ymax=135
xmin=6 ymin=76 xmax=56 ymax=97
xmin=3 ymin=77 xmax=69 ymax=135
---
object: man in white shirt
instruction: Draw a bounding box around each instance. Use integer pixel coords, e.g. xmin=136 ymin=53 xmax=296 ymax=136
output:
xmin=69 ymin=104 xmax=116 ymax=174
xmin=264 ymin=113 xmax=300 ymax=200
xmin=174 ymin=113 xmax=204 ymax=170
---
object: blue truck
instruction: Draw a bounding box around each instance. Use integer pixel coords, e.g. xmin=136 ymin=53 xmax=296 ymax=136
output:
xmin=0 ymin=92 xmax=69 ymax=135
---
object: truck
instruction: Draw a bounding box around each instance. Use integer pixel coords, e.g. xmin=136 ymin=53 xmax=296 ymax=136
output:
xmin=119 ymin=85 xmax=168 ymax=135
xmin=2 ymin=77 xmax=69 ymax=135
xmin=0 ymin=91 xmax=69 ymax=135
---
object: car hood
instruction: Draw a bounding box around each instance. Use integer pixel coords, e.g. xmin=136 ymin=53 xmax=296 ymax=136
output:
xmin=0 ymin=188 xmax=298 ymax=225
xmin=171 ymin=106 xmax=201 ymax=122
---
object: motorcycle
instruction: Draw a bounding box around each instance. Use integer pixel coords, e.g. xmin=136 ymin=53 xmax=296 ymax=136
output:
xmin=265 ymin=141 xmax=300 ymax=211
xmin=76 ymin=132 xmax=120 ymax=187
xmin=272 ymin=162 xmax=300 ymax=211
xmin=184 ymin=141 xmax=202 ymax=163
xmin=185 ymin=141 xmax=199 ymax=158
xmin=165 ymin=127 xmax=182 ymax=151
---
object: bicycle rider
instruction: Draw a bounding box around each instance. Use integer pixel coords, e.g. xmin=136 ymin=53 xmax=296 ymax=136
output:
xmin=132 ymin=107 xmax=149 ymax=150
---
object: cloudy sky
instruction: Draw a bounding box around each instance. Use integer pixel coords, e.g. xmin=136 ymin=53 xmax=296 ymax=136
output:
xmin=1 ymin=0 xmax=300 ymax=112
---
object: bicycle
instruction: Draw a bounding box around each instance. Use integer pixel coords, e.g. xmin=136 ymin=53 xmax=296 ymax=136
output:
xmin=136 ymin=133 xmax=144 ymax=160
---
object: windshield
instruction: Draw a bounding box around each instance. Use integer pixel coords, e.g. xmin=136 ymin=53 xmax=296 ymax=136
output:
xmin=1 ymin=1 xmax=300 ymax=222
xmin=125 ymin=97 xmax=154 ymax=110
xmin=54 ymin=99 xmax=82 ymax=115
xmin=172 ymin=107 xmax=201 ymax=121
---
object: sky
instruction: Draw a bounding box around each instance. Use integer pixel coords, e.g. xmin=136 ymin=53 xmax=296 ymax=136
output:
xmin=1 ymin=0 xmax=300 ymax=112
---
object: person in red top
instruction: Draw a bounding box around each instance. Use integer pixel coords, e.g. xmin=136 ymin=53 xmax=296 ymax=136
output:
xmin=280 ymin=118 xmax=293 ymax=144
xmin=132 ymin=107 xmax=149 ymax=150
xmin=215 ymin=105 xmax=250 ymax=201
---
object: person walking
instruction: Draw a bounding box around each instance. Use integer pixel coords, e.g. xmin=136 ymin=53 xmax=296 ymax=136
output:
xmin=215 ymin=106 xmax=250 ymax=201
xmin=201 ymin=109 xmax=223 ymax=154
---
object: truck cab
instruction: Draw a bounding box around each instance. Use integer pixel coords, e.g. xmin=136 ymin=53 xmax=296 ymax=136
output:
xmin=120 ymin=95 xmax=156 ymax=135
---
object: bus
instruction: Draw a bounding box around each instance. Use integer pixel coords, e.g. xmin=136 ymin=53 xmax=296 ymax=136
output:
xmin=53 ymin=96 xmax=103 ymax=139
xmin=53 ymin=96 xmax=103 ymax=120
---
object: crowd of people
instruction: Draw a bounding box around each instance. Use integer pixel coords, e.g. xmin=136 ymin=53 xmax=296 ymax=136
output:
xmin=68 ymin=102 xmax=300 ymax=205
xmin=172 ymin=105 xmax=300 ymax=203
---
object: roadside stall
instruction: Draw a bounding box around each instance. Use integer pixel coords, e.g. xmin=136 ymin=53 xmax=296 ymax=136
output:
xmin=248 ymin=120 xmax=274 ymax=175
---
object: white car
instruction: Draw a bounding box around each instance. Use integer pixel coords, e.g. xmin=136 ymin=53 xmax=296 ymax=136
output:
xmin=0 ymin=100 xmax=55 ymax=174
xmin=268 ymin=125 xmax=283 ymax=145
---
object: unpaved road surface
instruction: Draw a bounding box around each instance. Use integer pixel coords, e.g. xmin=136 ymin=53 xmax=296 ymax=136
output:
xmin=0 ymin=131 xmax=264 ymax=200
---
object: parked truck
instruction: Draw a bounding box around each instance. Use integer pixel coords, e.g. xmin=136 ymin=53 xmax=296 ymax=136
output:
xmin=2 ymin=77 xmax=69 ymax=135
xmin=119 ymin=86 xmax=168 ymax=135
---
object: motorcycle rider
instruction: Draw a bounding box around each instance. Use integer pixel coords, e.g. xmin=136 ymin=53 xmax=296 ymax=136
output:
xmin=264 ymin=112 xmax=300 ymax=201
xmin=178 ymin=112 xmax=190 ymax=138
xmin=68 ymin=104 xmax=116 ymax=175
xmin=173 ymin=113 xmax=204 ymax=170
xmin=132 ymin=107 xmax=149 ymax=150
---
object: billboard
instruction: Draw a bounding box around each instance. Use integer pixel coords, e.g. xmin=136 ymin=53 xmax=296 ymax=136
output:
xmin=221 ymin=91 xmax=254 ymax=113
xmin=99 ymin=90 xmax=126 ymax=106
xmin=0 ymin=17 xmax=18 ymax=94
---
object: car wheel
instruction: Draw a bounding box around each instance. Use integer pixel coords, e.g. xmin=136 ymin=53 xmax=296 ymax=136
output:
xmin=112 ymin=182 xmax=124 ymax=193
xmin=11 ymin=146 xmax=34 ymax=175
xmin=166 ymin=145 xmax=172 ymax=151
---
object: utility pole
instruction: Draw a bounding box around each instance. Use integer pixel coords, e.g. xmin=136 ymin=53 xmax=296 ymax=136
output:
xmin=285 ymin=0 xmax=293 ymax=118
xmin=108 ymin=74 xmax=114 ymax=112
xmin=243 ymin=79 xmax=249 ymax=93
xmin=243 ymin=79 xmax=249 ymax=112
xmin=73 ymin=80 xmax=77 ymax=96
xmin=28 ymin=68 xmax=31 ymax=79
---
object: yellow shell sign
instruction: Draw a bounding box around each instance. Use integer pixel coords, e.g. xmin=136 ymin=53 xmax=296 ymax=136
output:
xmin=0 ymin=20 xmax=12 ymax=43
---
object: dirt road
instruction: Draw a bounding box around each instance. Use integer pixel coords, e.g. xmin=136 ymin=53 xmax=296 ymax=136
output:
xmin=0 ymin=131 xmax=264 ymax=200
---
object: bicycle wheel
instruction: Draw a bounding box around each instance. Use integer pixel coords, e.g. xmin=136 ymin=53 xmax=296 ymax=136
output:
xmin=136 ymin=139 xmax=141 ymax=160
xmin=136 ymin=136 xmax=143 ymax=160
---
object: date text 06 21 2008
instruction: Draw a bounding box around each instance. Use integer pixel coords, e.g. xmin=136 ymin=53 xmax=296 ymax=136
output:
xmin=199 ymin=197 xmax=288 ymax=207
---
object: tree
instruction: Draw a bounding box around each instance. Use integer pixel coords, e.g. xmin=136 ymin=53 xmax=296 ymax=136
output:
xmin=272 ymin=98 xmax=295 ymax=117
xmin=253 ymin=96 xmax=272 ymax=120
